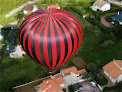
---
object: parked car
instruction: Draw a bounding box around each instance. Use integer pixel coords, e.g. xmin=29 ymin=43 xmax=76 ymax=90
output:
xmin=73 ymin=83 xmax=83 ymax=92
xmin=72 ymin=79 xmax=84 ymax=85
xmin=90 ymin=81 xmax=96 ymax=87
xmin=7 ymin=45 xmax=9 ymax=50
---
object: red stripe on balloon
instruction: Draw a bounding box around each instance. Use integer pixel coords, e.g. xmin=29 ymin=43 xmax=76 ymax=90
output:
xmin=43 ymin=18 xmax=51 ymax=69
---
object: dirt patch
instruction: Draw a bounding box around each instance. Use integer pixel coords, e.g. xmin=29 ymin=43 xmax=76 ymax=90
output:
xmin=71 ymin=57 xmax=87 ymax=69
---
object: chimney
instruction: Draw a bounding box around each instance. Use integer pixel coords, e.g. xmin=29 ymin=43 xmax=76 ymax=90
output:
xmin=118 ymin=11 xmax=120 ymax=15
xmin=46 ymin=81 xmax=48 ymax=84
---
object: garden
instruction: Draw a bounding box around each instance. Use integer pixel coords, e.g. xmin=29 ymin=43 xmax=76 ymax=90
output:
xmin=0 ymin=0 xmax=122 ymax=92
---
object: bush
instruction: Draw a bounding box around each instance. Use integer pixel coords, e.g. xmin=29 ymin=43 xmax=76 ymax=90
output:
xmin=100 ymin=40 xmax=115 ymax=47
xmin=95 ymin=74 xmax=108 ymax=85
xmin=68 ymin=85 xmax=74 ymax=92
xmin=106 ymin=32 xmax=117 ymax=42
xmin=62 ymin=88 xmax=66 ymax=92
xmin=104 ymin=81 xmax=122 ymax=92
xmin=105 ymin=13 xmax=112 ymax=22
xmin=87 ymin=62 xmax=97 ymax=73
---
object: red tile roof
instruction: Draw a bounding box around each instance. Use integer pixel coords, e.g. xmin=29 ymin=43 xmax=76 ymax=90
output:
xmin=93 ymin=0 xmax=109 ymax=8
xmin=48 ymin=5 xmax=60 ymax=9
xmin=78 ymin=69 xmax=86 ymax=74
xmin=114 ymin=60 xmax=122 ymax=68
xmin=39 ymin=74 xmax=64 ymax=92
xmin=61 ymin=66 xmax=86 ymax=75
xmin=61 ymin=66 xmax=79 ymax=74
xmin=103 ymin=60 xmax=122 ymax=79
xmin=24 ymin=4 xmax=34 ymax=11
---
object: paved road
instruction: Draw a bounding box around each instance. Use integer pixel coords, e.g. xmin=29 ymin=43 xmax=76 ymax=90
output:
xmin=80 ymin=81 xmax=102 ymax=92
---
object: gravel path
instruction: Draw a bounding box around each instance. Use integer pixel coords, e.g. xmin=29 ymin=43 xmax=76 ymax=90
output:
xmin=100 ymin=13 xmax=117 ymax=28
xmin=5 ymin=0 xmax=42 ymax=18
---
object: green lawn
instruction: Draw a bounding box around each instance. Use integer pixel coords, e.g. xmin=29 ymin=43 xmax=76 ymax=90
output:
xmin=0 ymin=55 xmax=75 ymax=92
xmin=0 ymin=0 xmax=35 ymax=25
xmin=73 ymin=40 xmax=122 ymax=68
xmin=95 ymin=74 xmax=108 ymax=85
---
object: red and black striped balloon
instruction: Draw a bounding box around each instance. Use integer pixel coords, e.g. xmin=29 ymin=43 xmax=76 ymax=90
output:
xmin=19 ymin=8 xmax=83 ymax=72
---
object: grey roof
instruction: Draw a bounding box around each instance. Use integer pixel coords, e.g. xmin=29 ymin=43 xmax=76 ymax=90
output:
xmin=112 ymin=12 xmax=122 ymax=22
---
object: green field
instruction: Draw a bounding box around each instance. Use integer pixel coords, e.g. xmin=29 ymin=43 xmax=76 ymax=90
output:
xmin=73 ymin=40 xmax=122 ymax=68
xmin=0 ymin=0 xmax=34 ymax=25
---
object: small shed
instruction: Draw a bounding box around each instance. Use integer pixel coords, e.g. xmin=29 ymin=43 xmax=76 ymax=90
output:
xmin=48 ymin=5 xmax=60 ymax=9
xmin=23 ymin=4 xmax=38 ymax=15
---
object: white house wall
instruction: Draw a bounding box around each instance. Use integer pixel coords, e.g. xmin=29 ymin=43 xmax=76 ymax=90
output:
xmin=32 ymin=6 xmax=38 ymax=12
xmin=116 ymin=74 xmax=122 ymax=83
xmin=104 ymin=70 xmax=116 ymax=83
xmin=100 ymin=4 xmax=110 ymax=11
xmin=60 ymin=83 xmax=65 ymax=88
xmin=23 ymin=10 xmax=28 ymax=14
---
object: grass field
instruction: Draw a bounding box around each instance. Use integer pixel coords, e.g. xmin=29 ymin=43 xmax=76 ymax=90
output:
xmin=73 ymin=40 xmax=122 ymax=68
xmin=0 ymin=0 xmax=34 ymax=25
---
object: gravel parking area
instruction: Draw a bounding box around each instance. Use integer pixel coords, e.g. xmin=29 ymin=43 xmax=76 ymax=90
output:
xmin=80 ymin=80 xmax=102 ymax=92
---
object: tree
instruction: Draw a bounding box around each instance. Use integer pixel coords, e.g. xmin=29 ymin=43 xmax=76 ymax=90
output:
xmin=82 ymin=72 xmax=89 ymax=79
xmin=87 ymin=62 xmax=97 ymax=73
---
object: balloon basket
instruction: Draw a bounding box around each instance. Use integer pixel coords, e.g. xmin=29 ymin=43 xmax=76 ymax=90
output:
xmin=49 ymin=69 xmax=56 ymax=76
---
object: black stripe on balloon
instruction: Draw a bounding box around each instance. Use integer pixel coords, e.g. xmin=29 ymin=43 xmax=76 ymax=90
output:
xmin=39 ymin=21 xmax=48 ymax=67
xmin=25 ymin=20 xmax=39 ymax=59
xmin=64 ymin=16 xmax=81 ymax=34
xmin=20 ymin=21 xmax=33 ymax=50
xmin=57 ymin=18 xmax=74 ymax=57
xmin=19 ymin=21 xmax=30 ymax=38
xmin=53 ymin=17 xmax=68 ymax=63
xmin=47 ymin=18 xmax=52 ymax=68
xmin=31 ymin=21 xmax=48 ymax=67
xmin=65 ymin=15 xmax=81 ymax=34
xmin=51 ymin=18 xmax=60 ymax=68
xmin=20 ymin=19 xmax=37 ymax=46
xmin=62 ymin=18 xmax=79 ymax=49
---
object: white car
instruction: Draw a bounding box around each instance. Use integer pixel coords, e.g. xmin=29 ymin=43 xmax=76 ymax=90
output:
xmin=90 ymin=81 xmax=96 ymax=87
xmin=7 ymin=45 xmax=9 ymax=50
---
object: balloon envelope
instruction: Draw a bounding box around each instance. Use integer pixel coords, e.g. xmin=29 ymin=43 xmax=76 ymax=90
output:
xmin=19 ymin=8 xmax=83 ymax=72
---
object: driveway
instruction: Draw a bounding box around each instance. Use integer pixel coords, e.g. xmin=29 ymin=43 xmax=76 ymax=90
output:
xmin=101 ymin=16 xmax=112 ymax=28
xmin=100 ymin=13 xmax=117 ymax=28
xmin=63 ymin=74 xmax=82 ymax=87
xmin=80 ymin=81 xmax=102 ymax=92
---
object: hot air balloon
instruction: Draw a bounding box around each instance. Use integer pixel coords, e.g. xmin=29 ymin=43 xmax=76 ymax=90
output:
xmin=19 ymin=8 xmax=83 ymax=74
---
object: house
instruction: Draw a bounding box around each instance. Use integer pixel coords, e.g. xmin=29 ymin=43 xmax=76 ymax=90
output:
xmin=119 ymin=0 xmax=122 ymax=2
xmin=60 ymin=66 xmax=86 ymax=77
xmin=48 ymin=5 xmax=60 ymax=9
xmin=23 ymin=4 xmax=38 ymax=15
xmin=91 ymin=0 xmax=111 ymax=11
xmin=103 ymin=60 xmax=122 ymax=83
xmin=10 ymin=45 xmax=26 ymax=58
xmin=0 ymin=31 xmax=3 ymax=40
xmin=112 ymin=12 xmax=122 ymax=25
xmin=0 ymin=25 xmax=3 ymax=40
xmin=37 ymin=66 xmax=86 ymax=92
xmin=83 ymin=14 xmax=89 ymax=18
xmin=37 ymin=74 xmax=64 ymax=92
